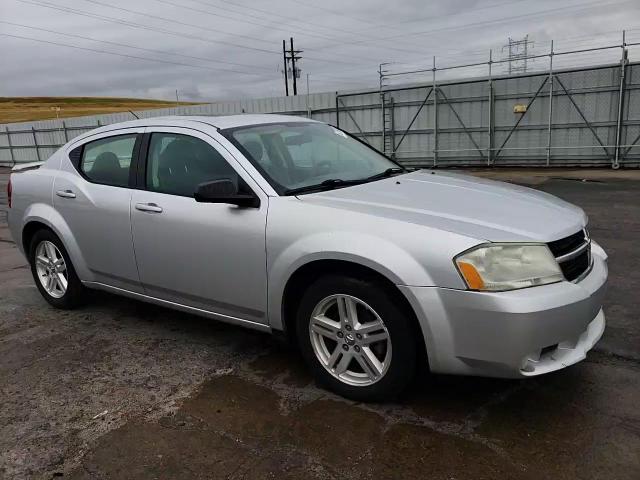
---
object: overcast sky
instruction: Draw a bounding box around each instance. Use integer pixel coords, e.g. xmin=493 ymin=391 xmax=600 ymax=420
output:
xmin=1 ymin=0 xmax=639 ymax=102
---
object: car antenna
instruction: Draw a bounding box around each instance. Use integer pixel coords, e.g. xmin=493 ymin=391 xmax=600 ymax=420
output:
xmin=129 ymin=110 xmax=140 ymax=119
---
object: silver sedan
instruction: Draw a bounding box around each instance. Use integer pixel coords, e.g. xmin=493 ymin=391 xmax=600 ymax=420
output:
xmin=7 ymin=115 xmax=607 ymax=401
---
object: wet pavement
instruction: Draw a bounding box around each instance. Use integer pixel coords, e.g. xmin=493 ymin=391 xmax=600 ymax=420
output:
xmin=0 ymin=168 xmax=639 ymax=479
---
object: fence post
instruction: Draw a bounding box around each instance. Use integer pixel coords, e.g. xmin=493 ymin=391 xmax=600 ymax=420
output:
xmin=335 ymin=92 xmax=340 ymax=128
xmin=389 ymin=97 xmax=395 ymax=158
xmin=432 ymin=56 xmax=438 ymax=167
xmin=613 ymin=30 xmax=627 ymax=169
xmin=379 ymin=64 xmax=386 ymax=156
xmin=6 ymin=127 xmax=15 ymax=167
xmin=62 ymin=120 xmax=69 ymax=143
xmin=546 ymin=40 xmax=554 ymax=167
xmin=381 ymin=97 xmax=386 ymax=154
xmin=32 ymin=126 xmax=41 ymax=162
xmin=487 ymin=49 xmax=493 ymax=166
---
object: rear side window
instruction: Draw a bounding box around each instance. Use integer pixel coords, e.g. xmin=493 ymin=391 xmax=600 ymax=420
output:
xmin=80 ymin=135 xmax=137 ymax=187
xmin=146 ymin=133 xmax=238 ymax=197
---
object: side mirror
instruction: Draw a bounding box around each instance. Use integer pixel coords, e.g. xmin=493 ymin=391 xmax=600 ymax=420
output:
xmin=194 ymin=178 xmax=260 ymax=208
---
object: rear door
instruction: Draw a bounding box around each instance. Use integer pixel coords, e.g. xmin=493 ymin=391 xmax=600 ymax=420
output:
xmin=130 ymin=127 xmax=269 ymax=325
xmin=53 ymin=128 xmax=144 ymax=291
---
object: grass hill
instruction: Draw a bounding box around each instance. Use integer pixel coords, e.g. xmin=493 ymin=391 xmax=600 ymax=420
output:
xmin=0 ymin=97 xmax=201 ymax=124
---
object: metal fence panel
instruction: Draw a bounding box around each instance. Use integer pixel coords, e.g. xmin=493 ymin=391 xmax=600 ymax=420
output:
xmin=2 ymin=61 xmax=640 ymax=168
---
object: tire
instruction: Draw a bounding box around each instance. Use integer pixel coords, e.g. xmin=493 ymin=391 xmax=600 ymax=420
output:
xmin=29 ymin=229 xmax=86 ymax=309
xmin=296 ymin=274 xmax=417 ymax=402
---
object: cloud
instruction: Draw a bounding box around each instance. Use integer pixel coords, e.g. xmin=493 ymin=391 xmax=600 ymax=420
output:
xmin=0 ymin=0 xmax=637 ymax=102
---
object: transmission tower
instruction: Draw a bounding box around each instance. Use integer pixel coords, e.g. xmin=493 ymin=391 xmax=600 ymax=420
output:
xmin=502 ymin=35 xmax=534 ymax=74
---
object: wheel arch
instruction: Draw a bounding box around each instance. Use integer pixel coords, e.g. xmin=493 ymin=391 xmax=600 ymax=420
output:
xmin=278 ymin=258 xmax=429 ymax=370
xmin=22 ymin=220 xmax=53 ymax=253
xmin=20 ymin=205 xmax=91 ymax=281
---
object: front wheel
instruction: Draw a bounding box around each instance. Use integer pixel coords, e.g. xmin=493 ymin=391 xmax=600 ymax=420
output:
xmin=296 ymin=275 xmax=417 ymax=402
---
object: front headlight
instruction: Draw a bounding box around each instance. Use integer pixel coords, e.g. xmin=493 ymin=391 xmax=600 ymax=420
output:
xmin=454 ymin=243 xmax=563 ymax=291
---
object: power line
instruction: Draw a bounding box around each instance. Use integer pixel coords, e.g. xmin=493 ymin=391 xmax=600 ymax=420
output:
xmin=78 ymin=0 xmax=446 ymax=63
xmin=11 ymin=0 xmax=633 ymax=94
xmin=204 ymin=0 xmax=375 ymax=36
xmin=0 ymin=32 xmax=270 ymax=76
xmin=153 ymin=0 xmax=343 ymax=43
xmin=78 ymin=0 xmax=279 ymax=54
xmin=12 ymin=0 xmax=273 ymax=56
xmin=0 ymin=20 xmax=274 ymax=72
xmin=286 ymin=0 xmax=377 ymax=26
xmin=24 ymin=0 xmax=590 ymax=73
xmin=191 ymin=0 xmax=430 ymax=56
xmin=14 ymin=0 xmax=359 ymax=66
xmin=149 ymin=0 xmax=410 ymax=61
xmin=310 ymin=0 xmax=632 ymax=50
xmin=158 ymin=0 xmax=335 ymax=41
xmin=344 ymin=0 xmax=529 ymax=34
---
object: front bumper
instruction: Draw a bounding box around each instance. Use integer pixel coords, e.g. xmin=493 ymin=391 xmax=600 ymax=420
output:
xmin=400 ymin=243 xmax=608 ymax=378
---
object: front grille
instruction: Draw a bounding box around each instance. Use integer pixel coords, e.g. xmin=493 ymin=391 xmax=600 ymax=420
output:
xmin=560 ymin=249 xmax=590 ymax=281
xmin=548 ymin=230 xmax=586 ymax=257
xmin=547 ymin=230 xmax=591 ymax=282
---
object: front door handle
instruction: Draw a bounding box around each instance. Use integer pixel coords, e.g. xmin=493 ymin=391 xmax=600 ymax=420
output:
xmin=56 ymin=189 xmax=76 ymax=199
xmin=135 ymin=202 xmax=163 ymax=213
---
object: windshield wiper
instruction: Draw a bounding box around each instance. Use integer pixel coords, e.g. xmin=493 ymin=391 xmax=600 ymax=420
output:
xmin=283 ymin=168 xmax=407 ymax=196
xmin=284 ymin=178 xmax=365 ymax=196
xmin=363 ymin=167 xmax=406 ymax=182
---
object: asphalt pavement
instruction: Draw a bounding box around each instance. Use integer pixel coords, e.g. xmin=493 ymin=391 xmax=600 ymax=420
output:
xmin=0 ymin=168 xmax=638 ymax=480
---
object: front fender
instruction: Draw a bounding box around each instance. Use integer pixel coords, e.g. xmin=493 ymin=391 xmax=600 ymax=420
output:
xmin=267 ymin=231 xmax=435 ymax=331
xmin=22 ymin=203 xmax=92 ymax=281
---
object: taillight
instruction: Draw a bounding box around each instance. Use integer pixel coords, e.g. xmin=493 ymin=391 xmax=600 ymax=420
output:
xmin=7 ymin=178 xmax=11 ymax=208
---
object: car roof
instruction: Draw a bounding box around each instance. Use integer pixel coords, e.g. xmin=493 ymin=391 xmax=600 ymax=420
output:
xmin=71 ymin=114 xmax=319 ymax=144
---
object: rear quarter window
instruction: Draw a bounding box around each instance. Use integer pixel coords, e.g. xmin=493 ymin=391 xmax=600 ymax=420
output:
xmin=78 ymin=135 xmax=138 ymax=187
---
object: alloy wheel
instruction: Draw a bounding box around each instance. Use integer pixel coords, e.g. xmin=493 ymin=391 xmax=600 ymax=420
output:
xmin=309 ymin=294 xmax=392 ymax=387
xmin=34 ymin=240 xmax=68 ymax=299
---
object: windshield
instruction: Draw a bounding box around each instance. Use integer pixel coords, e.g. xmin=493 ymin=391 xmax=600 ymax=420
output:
xmin=221 ymin=122 xmax=403 ymax=195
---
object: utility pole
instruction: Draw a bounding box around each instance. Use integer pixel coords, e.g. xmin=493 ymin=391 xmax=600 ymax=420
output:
xmin=306 ymin=73 xmax=311 ymax=117
xmin=291 ymin=37 xmax=299 ymax=95
xmin=502 ymin=35 xmax=534 ymax=74
xmin=290 ymin=37 xmax=297 ymax=95
xmin=282 ymin=40 xmax=289 ymax=96
xmin=282 ymin=38 xmax=303 ymax=96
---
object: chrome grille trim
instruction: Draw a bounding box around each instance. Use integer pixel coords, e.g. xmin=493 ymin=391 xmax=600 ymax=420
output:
xmin=571 ymin=259 xmax=593 ymax=283
xmin=548 ymin=229 xmax=592 ymax=283
xmin=555 ymin=239 xmax=591 ymax=263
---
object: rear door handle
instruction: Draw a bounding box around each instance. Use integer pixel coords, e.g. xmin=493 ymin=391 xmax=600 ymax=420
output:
xmin=56 ymin=189 xmax=76 ymax=199
xmin=135 ymin=202 xmax=163 ymax=213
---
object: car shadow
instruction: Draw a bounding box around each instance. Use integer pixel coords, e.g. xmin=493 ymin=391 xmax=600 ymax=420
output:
xmin=84 ymin=287 xmax=585 ymax=418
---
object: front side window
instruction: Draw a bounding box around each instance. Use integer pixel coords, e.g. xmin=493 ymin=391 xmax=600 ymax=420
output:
xmin=222 ymin=122 xmax=402 ymax=195
xmin=146 ymin=133 xmax=238 ymax=197
xmin=80 ymin=134 xmax=137 ymax=187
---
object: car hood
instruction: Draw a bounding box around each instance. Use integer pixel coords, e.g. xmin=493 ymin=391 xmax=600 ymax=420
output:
xmin=297 ymin=170 xmax=587 ymax=242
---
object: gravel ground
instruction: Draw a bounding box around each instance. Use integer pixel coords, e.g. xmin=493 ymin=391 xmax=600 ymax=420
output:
xmin=0 ymin=168 xmax=638 ymax=480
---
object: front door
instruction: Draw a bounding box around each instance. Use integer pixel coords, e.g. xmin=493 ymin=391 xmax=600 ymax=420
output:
xmin=130 ymin=128 xmax=268 ymax=324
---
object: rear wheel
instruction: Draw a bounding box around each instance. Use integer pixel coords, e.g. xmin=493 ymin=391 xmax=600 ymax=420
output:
xmin=29 ymin=229 xmax=86 ymax=309
xmin=296 ymin=275 xmax=417 ymax=401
